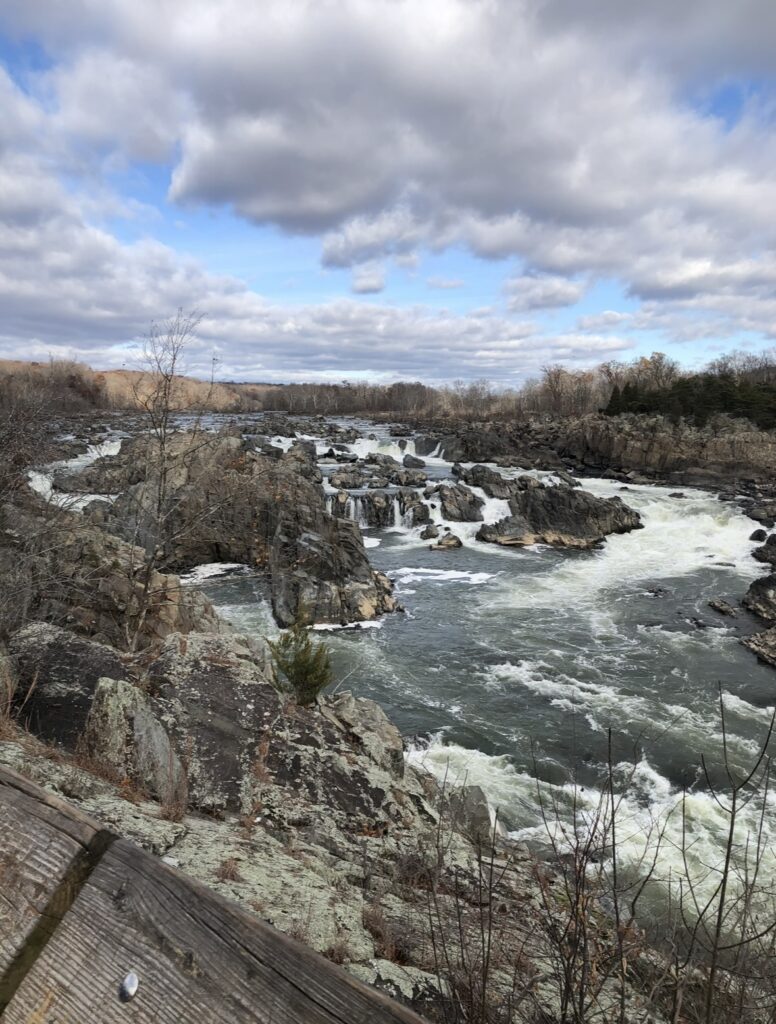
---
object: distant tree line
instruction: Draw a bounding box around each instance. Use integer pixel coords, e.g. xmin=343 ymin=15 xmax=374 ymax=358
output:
xmin=605 ymin=353 xmax=776 ymax=429
xmin=7 ymin=343 xmax=776 ymax=431
xmin=268 ymin=349 xmax=776 ymax=429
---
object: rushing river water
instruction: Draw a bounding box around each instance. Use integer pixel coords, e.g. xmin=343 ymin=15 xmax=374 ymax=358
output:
xmin=36 ymin=417 xmax=776 ymax=896
xmin=191 ymin=419 xmax=776 ymax=893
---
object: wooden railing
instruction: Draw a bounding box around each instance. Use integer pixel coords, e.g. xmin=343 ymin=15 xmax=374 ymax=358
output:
xmin=0 ymin=765 xmax=427 ymax=1023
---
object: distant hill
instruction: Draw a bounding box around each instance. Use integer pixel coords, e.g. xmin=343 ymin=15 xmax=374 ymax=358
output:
xmin=0 ymin=359 xmax=284 ymax=412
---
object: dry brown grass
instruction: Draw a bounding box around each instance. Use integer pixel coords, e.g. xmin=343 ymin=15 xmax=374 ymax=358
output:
xmin=0 ymin=358 xmax=283 ymax=413
xmin=214 ymin=857 xmax=244 ymax=882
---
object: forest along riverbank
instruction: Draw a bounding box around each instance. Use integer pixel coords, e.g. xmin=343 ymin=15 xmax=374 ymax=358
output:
xmin=190 ymin=416 xmax=776 ymax=902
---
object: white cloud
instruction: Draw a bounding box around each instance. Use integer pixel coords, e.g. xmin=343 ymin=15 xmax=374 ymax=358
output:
xmin=506 ymin=274 xmax=587 ymax=311
xmin=0 ymin=77 xmax=632 ymax=382
xmin=3 ymin=1 xmax=776 ymax=367
xmin=351 ymin=263 xmax=385 ymax=294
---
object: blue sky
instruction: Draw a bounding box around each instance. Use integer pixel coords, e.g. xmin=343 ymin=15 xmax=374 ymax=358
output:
xmin=1 ymin=1 xmax=775 ymax=383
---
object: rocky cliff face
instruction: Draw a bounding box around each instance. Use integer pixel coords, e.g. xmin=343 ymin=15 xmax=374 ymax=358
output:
xmin=416 ymin=414 xmax=776 ymax=491
xmin=70 ymin=430 xmax=397 ymax=628
xmin=0 ymin=498 xmax=223 ymax=650
xmin=554 ymin=415 xmax=776 ymax=489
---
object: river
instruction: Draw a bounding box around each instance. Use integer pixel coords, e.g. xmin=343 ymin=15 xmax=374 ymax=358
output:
xmin=194 ymin=418 xmax=776 ymax=895
xmin=36 ymin=417 xmax=776 ymax=896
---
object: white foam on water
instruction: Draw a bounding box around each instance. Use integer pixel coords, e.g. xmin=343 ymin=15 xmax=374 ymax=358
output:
xmin=393 ymin=567 xmax=498 ymax=586
xmin=28 ymin=438 xmax=124 ymax=510
xmin=348 ymin=437 xmax=417 ymax=461
xmin=216 ymin=598 xmax=277 ymax=634
xmin=311 ymin=619 xmax=385 ymax=632
xmin=179 ymin=562 xmax=248 ymax=585
xmin=408 ymin=734 xmax=776 ymax=905
xmin=363 ymin=536 xmax=381 ymax=548
xmin=269 ymin=435 xmax=295 ymax=452
xmin=486 ymin=480 xmax=760 ymax=610
xmin=720 ymin=692 xmax=776 ymax=723
xmin=478 ymin=659 xmax=759 ymax=763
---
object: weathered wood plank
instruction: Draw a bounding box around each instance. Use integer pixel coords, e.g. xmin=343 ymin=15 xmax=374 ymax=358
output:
xmin=3 ymin=838 xmax=427 ymax=1023
xmin=0 ymin=765 xmax=111 ymax=1010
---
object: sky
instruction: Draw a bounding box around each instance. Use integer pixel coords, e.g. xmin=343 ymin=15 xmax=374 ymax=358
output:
xmin=2 ymin=1 xmax=776 ymax=385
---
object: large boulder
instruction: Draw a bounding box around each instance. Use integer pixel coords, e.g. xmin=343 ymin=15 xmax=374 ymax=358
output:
xmin=416 ymin=429 xmax=514 ymax=463
xmin=269 ymin=510 xmax=398 ymax=626
xmin=83 ymin=677 xmax=187 ymax=808
xmin=397 ymin=488 xmax=431 ymax=527
xmin=753 ymin=536 xmax=776 ymax=566
xmin=743 ymin=574 xmax=776 ymax=624
xmin=425 ymin=483 xmax=484 ymax=522
xmin=357 ymin=491 xmax=395 ymax=528
xmin=477 ymin=481 xmax=641 ymax=548
xmin=434 ymin=532 xmax=463 ymax=549
xmin=147 ymin=632 xmax=281 ymax=812
xmin=455 ymin=464 xmax=515 ymax=499
xmin=387 ymin=468 xmax=428 ymax=487
xmin=8 ymin=623 xmax=127 ymax=746
xmin=330 ymin=468 xmax=369 ymax=489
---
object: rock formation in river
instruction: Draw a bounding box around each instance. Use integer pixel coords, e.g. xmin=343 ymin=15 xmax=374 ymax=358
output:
xmin=476 ymin=476 xmax=642 ymax=548
xmin=65 ymin=430 xmax=397 ymax=628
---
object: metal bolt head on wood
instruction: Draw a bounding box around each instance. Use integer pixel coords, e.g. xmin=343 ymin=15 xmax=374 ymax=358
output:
xmin=119 ymin=971 xmax=139 ymax=1002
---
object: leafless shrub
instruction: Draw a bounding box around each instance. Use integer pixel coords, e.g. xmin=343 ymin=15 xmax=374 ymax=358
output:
xmin=215 ymin=857 xmax=243 ymax=882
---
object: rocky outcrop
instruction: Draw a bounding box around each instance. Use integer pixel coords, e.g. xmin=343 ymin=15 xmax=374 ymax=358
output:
xmin=330 ymin=467 xmax=370 ymax=489
xmin=73 ymin=432 xmax=396 ymax=629
xmin=330 ymin=463 xmax=426 ymax=490
xmin=83 ymin=677 xmax=188 ymax=807
xmin=477 ymin=479 xmax=641 ymax=548
xmin=397 ymin=488 xmax=431 ymax=526
xmin=148 ymin=632 xmax=282 ymax=811
xmin=411 ymin=413 xmax=776 ymax=493
xmin=742 ymin=574 xmax=776 ymax=624
xmin=753 ymin=535 xmax=776 ymax=566
xmin=9 ymin=623 xmax=128 ymax=745
xmin=270 ymin=510 xmax=397 ymax=626
xmin=708 ymin=598 xmax=738 ymax=618
xmin=454 ymin=464 xmax=516 ymax=499
xmin=434 ymin=531 xmax=463 ymax=549
xmin=553 ymin=415 xmax=776 ymax=490
xmin=742 ymin=628 xmax=776 ymax=667
xmin=425 ymin=483 xmax=484 ymax=522
xmin=416 ymin=429 xmax=516 ymax=463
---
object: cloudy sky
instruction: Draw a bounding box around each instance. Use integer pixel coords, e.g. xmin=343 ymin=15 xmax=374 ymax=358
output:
xmin=2 ymin=1 xmax=776 ymax=384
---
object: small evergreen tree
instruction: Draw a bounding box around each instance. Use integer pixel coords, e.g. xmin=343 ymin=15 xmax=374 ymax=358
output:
xmin=605 ymin=383 xmax=622 ymax=415
xmin=267 ymin=623 xmax=333 ymax=706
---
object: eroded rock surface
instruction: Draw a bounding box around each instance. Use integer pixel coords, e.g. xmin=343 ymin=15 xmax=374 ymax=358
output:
xmin=65 ymin=431 xmax=397 ymax=628
xmin=477 ymin=478 xmax=641 ymax=548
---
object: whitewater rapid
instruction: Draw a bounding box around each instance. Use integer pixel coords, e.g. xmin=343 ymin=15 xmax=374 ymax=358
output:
xmin=181 ymin=419 xmax=776 ymax=904
xmin=28 ymin=437 xmax=123 ymax=510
